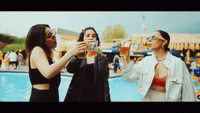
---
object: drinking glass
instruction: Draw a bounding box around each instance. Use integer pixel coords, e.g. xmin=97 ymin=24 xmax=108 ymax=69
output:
xmin=87 ymin=40 xmax=98 ymax=57
xmin=77 ymin=41 xmax=87 ymax=59
xmin=116 ymin=41 xmax=131 ymax=56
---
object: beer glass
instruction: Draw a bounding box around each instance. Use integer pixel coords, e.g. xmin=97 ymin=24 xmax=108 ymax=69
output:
xmin=116 ymin=41 xmax=131 ymax=56
xmin=77 ymin=41 xmax=87 ymax=59
xmin=88 ymin=40 xmax=98 ymax=57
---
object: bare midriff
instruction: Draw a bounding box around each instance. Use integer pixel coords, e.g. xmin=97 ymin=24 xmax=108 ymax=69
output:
xmin=33 ymin=84 xmax=50 ymax=90
xmin=150 ymin=84 xmax=166 ymax=92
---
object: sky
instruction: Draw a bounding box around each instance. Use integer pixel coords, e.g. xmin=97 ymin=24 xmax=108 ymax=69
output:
xmin=0 ymin=11 xmax=200 ymax=40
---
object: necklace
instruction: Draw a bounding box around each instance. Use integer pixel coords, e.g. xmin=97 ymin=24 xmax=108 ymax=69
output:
xmin=157 ymin=57 xmax=166 ymax=61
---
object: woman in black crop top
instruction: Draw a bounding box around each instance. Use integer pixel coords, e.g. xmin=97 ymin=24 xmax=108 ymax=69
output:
xmin=25 ymin=24 xmax=87 ymax=102
xmin=64 ymin=27 xmax=111 ymax=102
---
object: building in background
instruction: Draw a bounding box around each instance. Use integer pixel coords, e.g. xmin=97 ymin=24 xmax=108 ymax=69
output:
xmin=51 ymin=27 xmax=200 ymax=68
xmin=51 ymin=28 xmax=80 ymax=62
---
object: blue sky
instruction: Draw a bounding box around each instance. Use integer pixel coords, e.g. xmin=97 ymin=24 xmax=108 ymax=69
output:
xmin=0 ymin=11 xmax=200 ymax=39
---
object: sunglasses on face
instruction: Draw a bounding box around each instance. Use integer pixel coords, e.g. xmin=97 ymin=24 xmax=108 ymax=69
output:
xmin=48 ymin=32 xmax=56 ymax=39
xmin=146 ymin=35 xmax=165 ymax=41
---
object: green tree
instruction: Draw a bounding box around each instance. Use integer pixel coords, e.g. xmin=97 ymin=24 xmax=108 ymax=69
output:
xmin=112 ymin=24 xmax=128 ymax=39
xmin=0 ymin=33 xmax=26 ymax=53
xmin=101 ymin=24 xmax=128 ymax=43
xmin=2 ymin=34 xmax=26 ymax=44
xmin=101 ymin=26 xmax=113 ymax=43
xmin=2 ymin=44 xmax=25 ymax=52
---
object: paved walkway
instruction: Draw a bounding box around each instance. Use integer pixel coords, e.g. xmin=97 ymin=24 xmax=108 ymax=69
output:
xmin=0 ymin=65 xmax=122 ymax=78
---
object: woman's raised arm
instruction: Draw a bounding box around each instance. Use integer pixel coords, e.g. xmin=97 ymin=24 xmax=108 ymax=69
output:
xmin=32 ymin=42 xmax=87 ymax=79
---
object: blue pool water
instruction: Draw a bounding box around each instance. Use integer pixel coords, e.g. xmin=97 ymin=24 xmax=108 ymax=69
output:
xmin=0 ymin=72 xmax=142 ymax=102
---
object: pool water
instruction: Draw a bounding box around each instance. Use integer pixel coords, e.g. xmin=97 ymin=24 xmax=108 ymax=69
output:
xmin=0 ymin=73 xmax=142 ymax=102
xmin=109 ymin=77 xmax=142 ymax=101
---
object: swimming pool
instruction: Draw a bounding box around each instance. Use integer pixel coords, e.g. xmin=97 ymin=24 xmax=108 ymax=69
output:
xmin=0 ymin=72 xmax=142 ymax=102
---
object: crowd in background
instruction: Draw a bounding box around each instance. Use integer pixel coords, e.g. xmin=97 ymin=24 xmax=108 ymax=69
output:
xmin=0 ymin=49 xmax=24 ymax=70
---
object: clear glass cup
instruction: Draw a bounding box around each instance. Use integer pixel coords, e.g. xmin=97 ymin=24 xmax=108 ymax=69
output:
xmin=87 ymin=40 xmax=98 ymax=57
xmin=116 ymin=41 xmax=131 ymax=56
xmin=77 ymin=41 xmax=87 ymax=59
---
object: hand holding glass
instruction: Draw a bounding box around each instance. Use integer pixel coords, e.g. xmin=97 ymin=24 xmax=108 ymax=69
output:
xmin=117 ymin=41 xmax=131 ymax=57
xmin=87 ymin=40 xmax=98 ymax=57
xmin=77 ymin=41 xmax=87 ymax=59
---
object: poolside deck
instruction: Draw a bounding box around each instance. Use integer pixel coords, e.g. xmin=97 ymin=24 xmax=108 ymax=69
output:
xmin=0 ymin=65 xmax=122 ymax=78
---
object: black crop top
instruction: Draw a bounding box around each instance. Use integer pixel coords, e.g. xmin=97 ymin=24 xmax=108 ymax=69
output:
xmin=29 ymin=56 xmax=61 ymax=89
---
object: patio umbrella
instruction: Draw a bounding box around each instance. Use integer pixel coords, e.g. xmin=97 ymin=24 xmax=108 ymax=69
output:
xmin=169 ymin=50 xmax=182 ymax=56
xmin=133 ymin=50 xmax=183 ymax=57
xmin=102 ymin=46 xmax=120 ymax=53
xmin=132 ymin=50 xmax=153 ymax=56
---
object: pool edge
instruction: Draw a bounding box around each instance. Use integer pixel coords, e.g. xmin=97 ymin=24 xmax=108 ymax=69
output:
xmin=0 ymin=71 xmax=122 ymax=78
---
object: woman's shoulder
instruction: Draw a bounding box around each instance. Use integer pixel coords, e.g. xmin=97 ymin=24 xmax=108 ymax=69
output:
xmin=140 ymin=55 xmax=153 ymax=62
xmin=31 ymin=46 xmax=46 ymax=57
xmin=97 ymin=53 xmax=108 ymax=61
xmin=169 ymin=55 xmax=183 ymax=63
xmin=32 ymin=46 xmax=46 ymax=53
xmin=168 ymin=55 xmax=187 ymax=70
xmin=32 ymin=46 xmax=44 ymax=51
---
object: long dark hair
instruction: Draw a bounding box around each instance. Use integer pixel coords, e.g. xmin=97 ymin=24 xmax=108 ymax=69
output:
xmin=77 ymin=27 xmax=100 ymax=46
xmin=156 ymin=30 xmax=170 ymax=51
xmin=25 ymin=24 xmax=52 ymax=63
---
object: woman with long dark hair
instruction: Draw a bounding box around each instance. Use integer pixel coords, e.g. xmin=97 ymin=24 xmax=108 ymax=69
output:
xmin=120 ymin=30 xmax=196 ymax=102
xmin=64 ymin=27 xmax=111 ymax=102
xmin=26 ymin=24 xmax=87 ymax=102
